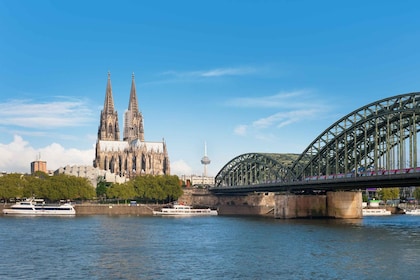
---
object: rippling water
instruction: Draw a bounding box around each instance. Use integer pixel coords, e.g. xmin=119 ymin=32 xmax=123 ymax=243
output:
xmin=0 ymin=215 xmax=419 ymax=279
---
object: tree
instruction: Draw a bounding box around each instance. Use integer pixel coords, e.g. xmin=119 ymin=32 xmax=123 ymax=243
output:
xmin=0 ymin=174 xmax=24 ymax=200
xmin=96 ymin=177 xmax=109 ymax=199
xmin=107 ymin=182 xmax=136 ymax=203
xmin=379 ymin=188 xmax=400 ymax=201
xmin=0 ymin=173 xmax=96 ymax=202
xmin=413 ymin=187 xmax=420 ymax=200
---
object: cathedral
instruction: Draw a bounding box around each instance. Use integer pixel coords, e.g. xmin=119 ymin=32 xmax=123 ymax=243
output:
xmin=93 ymin=73 xmax=170 ymax=177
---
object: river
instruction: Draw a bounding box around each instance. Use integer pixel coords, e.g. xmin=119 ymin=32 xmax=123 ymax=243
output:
xmin=0 ymin=215 xmax=419 ymax=279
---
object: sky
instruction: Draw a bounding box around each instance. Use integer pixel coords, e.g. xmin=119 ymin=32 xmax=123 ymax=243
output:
xmin=1 ymin=0 xmax=420 ymax=177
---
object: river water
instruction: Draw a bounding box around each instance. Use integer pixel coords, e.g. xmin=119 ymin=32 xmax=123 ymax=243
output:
xmin=0 ymin=215 xmax=419 ymax=280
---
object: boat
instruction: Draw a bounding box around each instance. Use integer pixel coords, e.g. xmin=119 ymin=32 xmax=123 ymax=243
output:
xmin=405 ymin=208 xmax=420 ymax=215
xmin=153 ymin=204 xmax=218 ymax=216
xmin=362 ymin=208 xmax=391 ymax=216
xmin=2 ymin=198 xmax=76 ymax=216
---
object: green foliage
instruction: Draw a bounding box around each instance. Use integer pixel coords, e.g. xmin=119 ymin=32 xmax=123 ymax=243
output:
xmin=379 ymin=188 xmax=400 ymax=201
xmin=0 ymin=173 xmax=95 ymax=201
xmin=362 ymin=194 xmax=368 ymax=202
xmin=0 ymin=173 xmax=182 ymax=203
xmin=0 ymin=174 xmax=25 ymax=199
xmin=413 ymin=187 xmax=420 ymax=200
xmin=96 ymin=177 xmax=111 ymax=198
xmin=107 ymin=175 xmax=182 ymax=203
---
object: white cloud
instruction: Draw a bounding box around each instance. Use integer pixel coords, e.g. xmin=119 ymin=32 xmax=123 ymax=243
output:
xmin=226 ymin=90 xmax=309 ymax=108
xmin=0 ymin=135 xmax=94 ymax=173
xmin=170 ymin=159 xmax=193 ymax=176
xmin=234 ymin=124 xmax=248 ymax=136
xmin=229 ymin=90 xmax=330 ymax=140
xmin=252 ymin=109 xmax=321 ymax=129
xmin=0 ymin=136 xmax=202 ymax=178
xmin=162 ymin=66 xmax=257 ymax=78
xmin=0 ymin=98 xmax=94 ymax=128
xmin=200 ymin=67 xmax=257 ymax=77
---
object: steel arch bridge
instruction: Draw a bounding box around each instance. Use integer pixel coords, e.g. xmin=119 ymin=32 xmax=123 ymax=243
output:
xmin=214 ymin=92 xmax=420 ymax=188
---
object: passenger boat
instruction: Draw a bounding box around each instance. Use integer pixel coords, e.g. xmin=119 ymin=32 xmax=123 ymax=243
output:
xmin=405 ymin=208 xmax=420 ymax=215
xmin=153 ymin=204 xmax=218 ymax=216
xmin=2 ymin=198 xmax=76 ymax=216
xmin=362 ymin=208 xmax=391 ymax=216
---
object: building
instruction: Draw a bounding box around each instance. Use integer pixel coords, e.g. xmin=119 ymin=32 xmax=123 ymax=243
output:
xmin=55 ymin=165 xmax=127 ymax=187
xmin=180 ymin=174 xmax=215 ymax=187
xmin=31 ymin=160 xmax=47 ymax=174
xmin=93 ymin=73 xmax=170 ymax=177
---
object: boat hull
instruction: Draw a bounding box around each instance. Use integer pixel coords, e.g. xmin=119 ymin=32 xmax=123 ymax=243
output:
xmin=153 ymin=205 xmax=218 ymax=216
xmin=405 ymin=209 xmax=420 ymax=215
xmin=3 ymin=209 xmax=76 ymax=216
xmin=2 ymin=201 xmax=76 ymax=216
xmin=152 ymin=210 xmax=218 ymax=216
xmin=362 ymin=209 xmax=391 ymax=216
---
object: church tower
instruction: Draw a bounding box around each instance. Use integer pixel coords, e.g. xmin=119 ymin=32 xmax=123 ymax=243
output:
xmin=123 ymin=73 xmax=145 ymax=142
xmin=94 ymin=72 xmax=170 ymax=177
xmin=98 ymin=72 xmax=120 ymax=141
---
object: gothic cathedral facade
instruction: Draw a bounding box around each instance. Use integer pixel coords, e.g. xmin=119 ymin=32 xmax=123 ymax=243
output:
xmin=93 ymin=73 xmax=170 ymax=177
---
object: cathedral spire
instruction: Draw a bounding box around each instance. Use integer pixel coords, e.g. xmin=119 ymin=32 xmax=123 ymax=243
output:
xmin=123 ymin=73 xmax=144 ymax=142
xmin=104 ymin=71 xmax=115 ymax=114
xmin=97 ymin=71 xmax=120 ymax=141
xmin=128 ymin=72 xmax=139 ymax=112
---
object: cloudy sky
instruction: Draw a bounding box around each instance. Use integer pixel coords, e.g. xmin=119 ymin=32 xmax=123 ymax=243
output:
xmin=1 ymin=0 xmax=420 ymax=176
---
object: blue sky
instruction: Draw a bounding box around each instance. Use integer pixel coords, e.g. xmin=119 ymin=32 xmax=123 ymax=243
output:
xmin=1 ymin=0 xmax=420 ymax=176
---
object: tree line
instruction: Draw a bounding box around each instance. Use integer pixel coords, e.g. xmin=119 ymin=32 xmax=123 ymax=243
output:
xmin=0 ymin=172 xmax=183 ymax=203
xmin=96 ymin=174 xmax=183 ymax=203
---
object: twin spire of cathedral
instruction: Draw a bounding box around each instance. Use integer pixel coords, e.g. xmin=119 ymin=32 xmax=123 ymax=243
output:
xmin=99 ymin=72 xmax=144 ymax=143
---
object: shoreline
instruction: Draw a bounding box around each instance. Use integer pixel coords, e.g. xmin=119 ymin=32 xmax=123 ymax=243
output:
xmin=0 ymin=203 xmax=160 ymax=216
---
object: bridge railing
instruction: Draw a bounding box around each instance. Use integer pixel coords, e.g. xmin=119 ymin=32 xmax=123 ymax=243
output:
xmin=303 ymin=167 xmax=420 ymax=182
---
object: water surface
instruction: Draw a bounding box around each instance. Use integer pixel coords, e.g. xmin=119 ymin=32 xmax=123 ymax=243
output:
xmin=0 ymin=215 xmax=419 ymax=279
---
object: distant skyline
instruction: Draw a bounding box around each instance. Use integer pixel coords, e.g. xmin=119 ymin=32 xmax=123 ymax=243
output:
xmin=2 ymin=1 xmax=420 ymax=176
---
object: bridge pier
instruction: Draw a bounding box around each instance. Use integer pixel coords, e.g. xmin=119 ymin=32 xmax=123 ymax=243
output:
xmin=180 ymin=189 xmax=362 ymax=219
xmin=326 ymin=191 xmax=363 ymax=218
xmin=274 ymin=191 xmax=362 ymax=219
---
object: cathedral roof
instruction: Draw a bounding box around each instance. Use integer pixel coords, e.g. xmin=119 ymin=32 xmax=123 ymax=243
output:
xmin=98 ymin=140 xmax=129 ymax=152
xmin=131 ymin=139 xmax=165 ymax=153
xmin=98 ymin=139 xmax=165 ymax=153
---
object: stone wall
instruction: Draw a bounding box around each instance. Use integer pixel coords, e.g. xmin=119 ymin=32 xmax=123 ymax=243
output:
xmin=327 ymin=191 xmax=363 ymax=218
xmin=74 ymin=204 xmax=156 ymax=215
xmin=0 ymin=204 xmax=156 ymax=216
xmin=274 ymin=194 xmax=327 ymax=219
xmin=179 ymin=188 xmax=275 ymax=216
xmin=0 ymin=190 xmax=363 ymax=218
xmin=274 ymin=191 xmax=363 ymax=219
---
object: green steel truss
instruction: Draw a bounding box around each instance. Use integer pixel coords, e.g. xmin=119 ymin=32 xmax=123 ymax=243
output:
xmin=215 ymin=92 xmax=420 ymax=187
xmin=215 ymin=153 xmax=302 ymax=187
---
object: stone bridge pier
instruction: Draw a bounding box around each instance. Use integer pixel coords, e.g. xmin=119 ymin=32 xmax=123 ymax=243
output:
xmin=180 ymin=189 xmax=362 ymax=219
xmin=274 ymin=191 xmax=362 ymax=219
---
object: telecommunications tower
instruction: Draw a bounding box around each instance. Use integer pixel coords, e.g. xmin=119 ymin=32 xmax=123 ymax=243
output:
xmin=200 ymin=142 xmax=211 ymax=177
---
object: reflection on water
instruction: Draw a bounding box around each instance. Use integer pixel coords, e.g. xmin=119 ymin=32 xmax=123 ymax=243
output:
xmin=0 ymin=215 xmax=419 ymax=279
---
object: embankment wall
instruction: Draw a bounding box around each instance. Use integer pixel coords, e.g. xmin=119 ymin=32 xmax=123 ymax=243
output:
xmin=0 ymin=204 xmax=157 ymax=216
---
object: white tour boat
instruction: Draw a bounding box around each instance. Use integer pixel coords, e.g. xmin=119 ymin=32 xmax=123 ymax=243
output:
xmin=2 ymin=198 xmax=76 ymax=216
xmin=405 ymin=208 xmax=420 ymax=215
xmin=153 ymin=204 xmax=218 ymax=216
xmin=362 ymin=208 xmax=391 ymax=216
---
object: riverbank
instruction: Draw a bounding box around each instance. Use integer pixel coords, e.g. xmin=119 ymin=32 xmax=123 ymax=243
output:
xmin=1 ymin=203 xmax=405 ymax=217
xmin=0 ymin=203 xmax=159 ymax=216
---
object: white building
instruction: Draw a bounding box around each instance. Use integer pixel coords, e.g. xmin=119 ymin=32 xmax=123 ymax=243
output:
xmin=54 ymin=165 xmax=127 ymax=187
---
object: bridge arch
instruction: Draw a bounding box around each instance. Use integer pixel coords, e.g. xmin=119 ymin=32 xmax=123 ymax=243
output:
xmin=292 ymin=92 xmax=420 ymax=179
xmin=214 ymin=92 xmax=420 ymax=189
xmin=215 ymin=153 xmax=300 ymax=187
